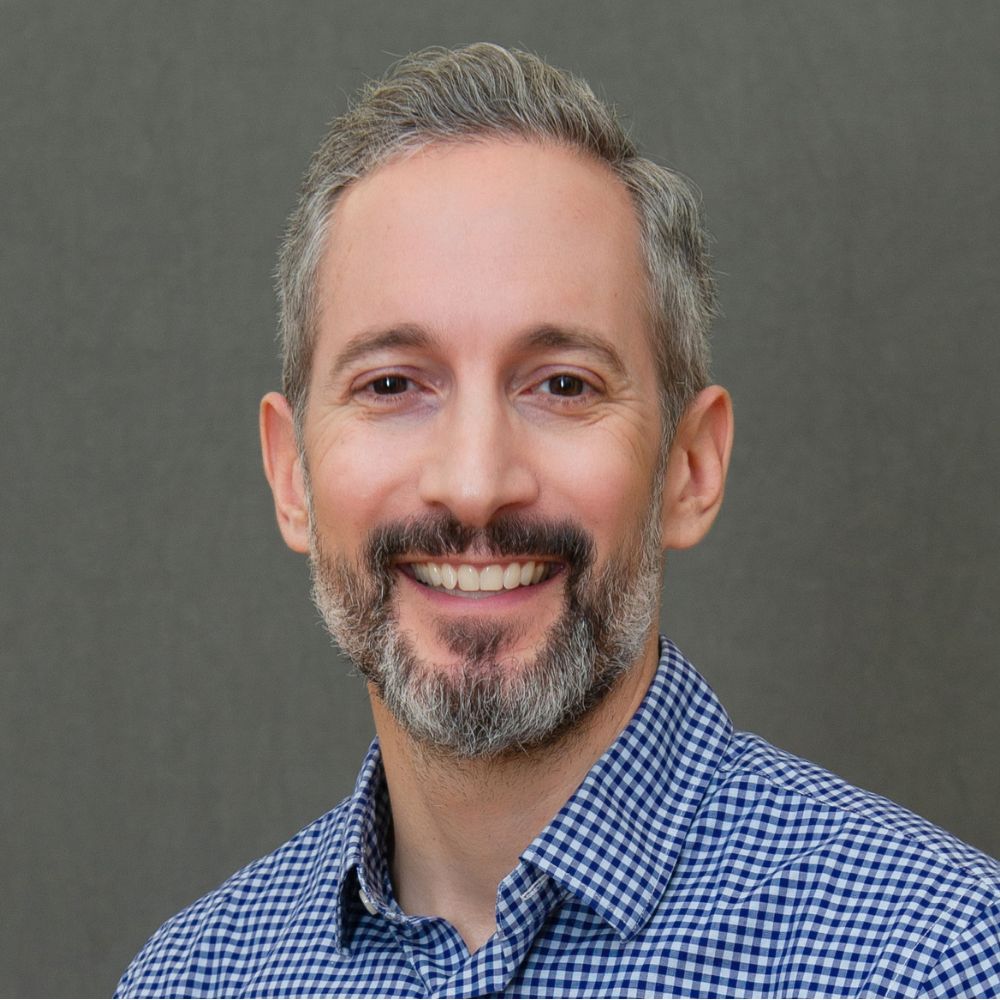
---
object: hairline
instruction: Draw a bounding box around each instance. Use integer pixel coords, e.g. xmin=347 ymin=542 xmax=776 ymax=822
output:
xmin=290 ymin=132 xmax=679 ymax=453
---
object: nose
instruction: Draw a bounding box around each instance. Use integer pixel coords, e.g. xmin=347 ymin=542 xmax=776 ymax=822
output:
xmin=417 ymin=391 xmax=539 ymax=527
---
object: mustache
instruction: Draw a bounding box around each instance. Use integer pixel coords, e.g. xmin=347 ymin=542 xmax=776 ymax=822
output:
xmin=364 ymin=513 xmax=594 ymax=581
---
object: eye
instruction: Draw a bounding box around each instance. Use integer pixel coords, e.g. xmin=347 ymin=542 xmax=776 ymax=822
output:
xmin=369 ymin=374 xmax=411 ymax=395
xmin=353 ymin=370 xmax=434 ymax=411
xmin=542 ymin=374 xmax=587 ymax=397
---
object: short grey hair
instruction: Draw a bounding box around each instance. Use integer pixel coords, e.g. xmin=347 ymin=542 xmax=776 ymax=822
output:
xmin=277 ymin=42 xmax=715 ymax=442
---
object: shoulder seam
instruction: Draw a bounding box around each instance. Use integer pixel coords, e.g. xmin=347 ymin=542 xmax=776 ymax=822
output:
xmin=721 ymin=732 xmax=1000 ymax=893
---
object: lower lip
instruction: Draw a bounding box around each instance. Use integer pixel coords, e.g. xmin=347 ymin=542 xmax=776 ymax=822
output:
xmin=397 ymin=567 xmax=562 ymax=610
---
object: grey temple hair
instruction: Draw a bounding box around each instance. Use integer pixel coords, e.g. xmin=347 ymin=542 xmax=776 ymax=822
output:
xmin=276 ymin=43 xmax=715 ymax=445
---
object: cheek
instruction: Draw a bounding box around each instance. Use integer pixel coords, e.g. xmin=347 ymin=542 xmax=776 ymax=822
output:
xmin=541 ymin=431 xmax=658 ymax=544
xmin=306 ymin=424 xmax=419 ymax=543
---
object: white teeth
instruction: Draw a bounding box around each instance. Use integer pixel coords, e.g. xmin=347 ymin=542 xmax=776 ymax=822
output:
xmin=408 ymin=560 xmax=551 ymax=593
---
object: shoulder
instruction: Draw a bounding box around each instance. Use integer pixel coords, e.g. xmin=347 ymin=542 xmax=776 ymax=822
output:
xmin=114 ymin=798 xmax=351 ymax=999
xmin=719 ymin=731 xmax=1000 ymax=889
xmin=687 ymin=731 xmax=1000 ymax=996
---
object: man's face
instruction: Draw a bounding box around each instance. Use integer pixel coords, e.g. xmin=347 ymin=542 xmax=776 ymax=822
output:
xmin=298 ymin=139 xmax=667 ymax=755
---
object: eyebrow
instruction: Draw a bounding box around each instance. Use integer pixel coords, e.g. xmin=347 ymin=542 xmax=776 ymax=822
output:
xmin=518 ymin=325 xmax=628 ymax=378
xmin=328 ymin=324 xmax=435 ymax=377
xmin=326 ymin=322 xmax=629 ymax=380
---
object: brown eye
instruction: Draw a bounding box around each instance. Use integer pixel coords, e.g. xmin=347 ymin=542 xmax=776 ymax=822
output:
xmin=546 ymin=374 xmax=586 ymax=396
xmin=371 ymin=375 xmax=410 ymax=395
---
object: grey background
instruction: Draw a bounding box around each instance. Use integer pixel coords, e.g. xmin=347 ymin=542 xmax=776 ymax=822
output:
xmin=2 ymin=1 xmax=998 ymax=995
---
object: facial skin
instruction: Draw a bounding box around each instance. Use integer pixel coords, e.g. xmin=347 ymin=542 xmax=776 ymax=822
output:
xmin=261 ymin=139 xmax=733 ymax=757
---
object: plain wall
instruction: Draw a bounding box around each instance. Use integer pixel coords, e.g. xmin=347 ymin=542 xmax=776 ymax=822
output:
xmin=2 ymin=2 xmax=998 ymax=995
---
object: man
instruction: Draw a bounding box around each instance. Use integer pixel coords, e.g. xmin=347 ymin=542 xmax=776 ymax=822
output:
xmin=117 ymin=44 xmax=1000 ymax=998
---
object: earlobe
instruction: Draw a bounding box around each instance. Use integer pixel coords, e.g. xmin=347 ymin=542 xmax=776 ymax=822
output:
xmin=660 ymin=385 xmax=734 ymax=550
xmin=260 ymin=391 xmax=311 ymax=554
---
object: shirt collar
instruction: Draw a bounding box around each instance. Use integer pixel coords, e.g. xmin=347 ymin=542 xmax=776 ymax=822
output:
xmin=332 ymin=637 xmax=732 ymax=948
xmin=333 ymin=742 xmax=391 ymax=951
xmin=520 ymin=637 xmax=733 ymax=938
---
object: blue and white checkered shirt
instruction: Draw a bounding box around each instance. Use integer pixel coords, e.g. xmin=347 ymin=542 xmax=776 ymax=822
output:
xmin=116 ymin=639 xmax=1000 ymax=998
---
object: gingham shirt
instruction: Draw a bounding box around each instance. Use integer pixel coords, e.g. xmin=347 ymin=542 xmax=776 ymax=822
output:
xmin=116 ymin=639 xmax=1000 ymax=998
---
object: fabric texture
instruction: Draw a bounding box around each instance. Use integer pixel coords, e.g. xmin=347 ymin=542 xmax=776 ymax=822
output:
xmin=116 ymin=639 xmax=1000 ymax=998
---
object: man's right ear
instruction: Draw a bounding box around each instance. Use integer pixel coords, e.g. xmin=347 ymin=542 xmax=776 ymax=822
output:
xmin=260 ymin=392 xmax=310 ymax=554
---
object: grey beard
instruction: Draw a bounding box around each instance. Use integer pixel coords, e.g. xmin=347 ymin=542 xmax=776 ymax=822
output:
xmin=308 ymin=508 xmax=663 ymax=760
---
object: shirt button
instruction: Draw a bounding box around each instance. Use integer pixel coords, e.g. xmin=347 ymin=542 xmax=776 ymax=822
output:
xmin=358 ymin=886 xmax=379 ymax=916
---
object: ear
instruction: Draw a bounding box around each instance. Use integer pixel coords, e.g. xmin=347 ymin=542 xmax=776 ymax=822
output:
xmin=260 ymin=391 xmax=310 ymax=554
xmin=660 ymin=385 xmax=734 ymax=550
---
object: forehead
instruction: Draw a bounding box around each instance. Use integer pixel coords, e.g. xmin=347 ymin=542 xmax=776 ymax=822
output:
xmin=313 ymin=138 xmax=652 ymax=369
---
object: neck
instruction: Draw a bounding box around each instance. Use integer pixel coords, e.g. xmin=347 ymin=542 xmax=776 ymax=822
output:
xmin=370 ymin=630 xmax=660 ymax=953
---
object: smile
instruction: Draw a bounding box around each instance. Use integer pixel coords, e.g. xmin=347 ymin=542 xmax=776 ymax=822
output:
xmin=402 ymin=560 xmax=557 ymax=593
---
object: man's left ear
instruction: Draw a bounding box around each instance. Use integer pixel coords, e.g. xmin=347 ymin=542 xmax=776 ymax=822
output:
xmin=660 ymin=385 xmax=734 ymax=550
